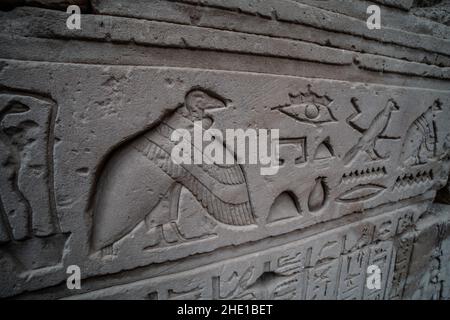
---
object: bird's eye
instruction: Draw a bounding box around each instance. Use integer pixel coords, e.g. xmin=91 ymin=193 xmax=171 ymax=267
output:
xmin=275 ymin=102 xmax=337 ymax=125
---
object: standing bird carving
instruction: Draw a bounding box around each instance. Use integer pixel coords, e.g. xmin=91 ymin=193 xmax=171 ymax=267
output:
xmin=90 ymin=89 xmax=255 ymax=252
xmin=343 ymin=99 xmax=399 ymax=165
xmin=400 ymin=100 xmax=442 ymax=166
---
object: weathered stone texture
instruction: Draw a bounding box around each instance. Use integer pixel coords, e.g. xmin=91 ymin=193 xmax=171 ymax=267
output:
xmin=0 ymin=0 xmax=450 ymax=299
xmin=412 ymin=0 xmax=450 ymax=26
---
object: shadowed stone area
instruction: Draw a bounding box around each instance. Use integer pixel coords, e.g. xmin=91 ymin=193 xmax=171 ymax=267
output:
xmin=0 ymin=0 xmax=450 ymax=300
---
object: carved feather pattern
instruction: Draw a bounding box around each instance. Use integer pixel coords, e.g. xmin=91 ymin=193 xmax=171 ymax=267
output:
xmin=156 ymin=122 xmax=246 ymax=186
xmin=411 ymin=114 xmax=435 ymax=151
xmin=133 ymin=139 xmax=255 ymax=226
xmin=201 ymin=164 xmax=246 ymax=185
xmin=401 ymin=105 xmax=438 ymax=166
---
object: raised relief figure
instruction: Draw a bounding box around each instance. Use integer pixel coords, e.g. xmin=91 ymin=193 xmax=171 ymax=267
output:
xmin=344 ymin=98 xmax=399 ymax=165
xmin=0 ymin=92 xmax=67 ymax=276
xmin=271 ymin=85 xmax=337 ymax=126
xmin=400 ymin=100 xmax=442 ymax=167
xmin=0 ymin=93 xmax=59 ymax=241
xmin=91 ymin=89 xmax=255 ymax=252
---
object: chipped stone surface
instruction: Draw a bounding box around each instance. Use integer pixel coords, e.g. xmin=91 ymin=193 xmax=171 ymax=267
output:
xmin=0 ymin=0 xmax=450 ymax=300
xmin=412 ymin=0 xmax=450 ymax=26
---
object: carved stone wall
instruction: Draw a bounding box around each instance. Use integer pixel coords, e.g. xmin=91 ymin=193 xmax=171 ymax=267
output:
xmin=1 ymin=0 xmax=450 ymax=300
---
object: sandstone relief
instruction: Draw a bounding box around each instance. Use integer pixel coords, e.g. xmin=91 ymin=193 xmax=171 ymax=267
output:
xmin=400 ymin=100 xmax=442 ymax=167
xmin=0 ymin=0 xmax=450 ymax=301
xmin=90 ymin=89 xmax=255 ymax=254
xmin=0 ymin=92 xmax=68 ymax=279
xmin=271 ymin=85 xmax=338 ymax=126
xmin=343 ymin=98 xmax=399 ymax=165
xmin=307 ymin=177 xmax=328 ymax=212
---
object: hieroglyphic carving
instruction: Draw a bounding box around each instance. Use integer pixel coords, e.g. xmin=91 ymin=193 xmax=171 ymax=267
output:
xmin=341 ymin=166 xmax=387 ymax=184
xmin=337 ymin=248 xmax=369 ymax=300
xmin=409 ymin=222 xmax=448 ymax=300
xmin=2 ymin=0 xmax=450 ymax=299
xmin=1 ymin=70 xmax=448 ymax=300
xmin=278 ymin=137 xmax=307 ymax=166
xmin=396 ymin=211 xmax=414 ymax=235
xmin=0 ymin=92 xmax=67 ymax=275
xmin=0 ymin=93 xmax=58 ymax=240
xmin=393 ymin=170 xmax=434 ymax=190
xmin=306 ymin=239 xmax=341 ymax=300
xmin=141 ymin=186 xmax=218 ymax=251
xmin=336 ymin=184 xmax=385 ymax=203
xmin=210 ymin=246 xmax=309 ymax=301
xmin=313 ymin=137 xmax=334 ymax=160
xmin=307 ymin=177 xmax=328 ymax=212
xmin=400 ymin=100 xmax=442 ymax=167
xmin=58 ymin=202 xmax=447 ymax=301
xmin=167 ymin=285 xmax=204 ymax=300
xmin=364 ymin=242 xmax=393 ymax=300
xmin=271 ymin=85 xmax=337 ymax=126
xmin=344 ymin=223 xmax=374 ymax=253
xmin=146 ymin=277 xmax=209 ymax=300
xmin=267 ymin=191 xmax=301 ymax=223
xmin=74 ymin=80 xmax=450 ymax=285
xmin=276 ymin=252 xmax=305 ymax=276
xmin=373 ymin=216 xmax=397 ymax=242
xmin=90 ymin=89 xmax=255 ymax=252
xmin=338 ymin=227 xmax=394 ymax=300
xmin=213 ymin=262 xmax=300 ymax=300
xmin=389 ymin=234 xmax=414 ymax=299
xmin=412 ymin=248 xmax=443 ymax=299
xmin=312 ymin=137 xmax=335 ymax=170
xmin=439 ymin=133 xmax=450 ymax=162
xmin=344 ymin=99 xmax=399 ymax=165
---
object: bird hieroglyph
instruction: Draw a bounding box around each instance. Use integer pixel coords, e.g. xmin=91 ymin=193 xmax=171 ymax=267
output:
xmin=90 ymin=89 xmax=255 ymax=252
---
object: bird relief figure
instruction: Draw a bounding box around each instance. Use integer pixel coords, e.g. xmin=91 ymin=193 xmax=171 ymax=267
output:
xmin=439 ymin=133 xmax=450 ymax=161
xmin=90 ymin=89 xmax=255 ymax=252
xmin=343 ymin=98 xmax=400 ymax=165
xmin=400 ymin=100 xmax=442 ymax=167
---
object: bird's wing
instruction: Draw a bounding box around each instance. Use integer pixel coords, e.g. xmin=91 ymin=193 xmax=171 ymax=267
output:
xmin=412 ymin=114 xmax=435 ymax=152
xmin=343 ymin=140 xmax=362 ymax=165
xmin=91 ymin=111 xmax=256 ymax=251
xmin=144 ymin=123 xmax=256 ymax=226
xmin=91 ymin=137 xmax=175 ymax=251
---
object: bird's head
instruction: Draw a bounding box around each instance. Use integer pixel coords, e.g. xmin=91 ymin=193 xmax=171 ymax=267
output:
xmin=431 ymin=99 xmax=442 ymax=112
xmin=386 ymin=99 xmax=399 ymax=112
xmin=185 ymin=89 xmax=226 ymax=121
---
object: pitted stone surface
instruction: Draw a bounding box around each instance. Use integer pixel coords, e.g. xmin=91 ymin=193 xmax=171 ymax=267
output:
xmin=0 ymin=0 xmax=450 ymax=300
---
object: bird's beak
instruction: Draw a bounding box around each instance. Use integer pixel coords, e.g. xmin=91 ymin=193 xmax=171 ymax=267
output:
xmin=388 ymin=99 xmax=399 ymax=111
xmin=432 ymin=100 xmax=442 ymax=111
xmin=203 ymin=98 xmax=227 ymax=119
xmin=204 ymin=97 xmax=226 ymax=110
